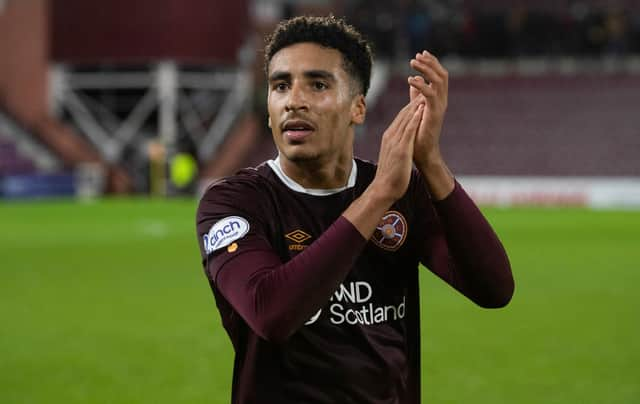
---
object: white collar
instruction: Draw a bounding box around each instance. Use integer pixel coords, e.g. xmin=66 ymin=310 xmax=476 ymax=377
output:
xmin=267 ymin=156 xmax=357 ymax=196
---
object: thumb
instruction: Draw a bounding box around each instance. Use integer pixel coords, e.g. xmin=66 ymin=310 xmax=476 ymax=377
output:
xmin=409 ymin=76 xmax=426 ymax=101
xmin=410 ymin=83 xmax=420 ymax=101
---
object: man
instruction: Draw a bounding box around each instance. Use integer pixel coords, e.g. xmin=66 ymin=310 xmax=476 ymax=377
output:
xmin=196 ymin=15 xmax=514 ymax=404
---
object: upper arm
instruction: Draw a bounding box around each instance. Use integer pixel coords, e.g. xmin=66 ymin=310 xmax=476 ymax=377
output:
xmin=196 ymin=180 xmax=276 ymax=286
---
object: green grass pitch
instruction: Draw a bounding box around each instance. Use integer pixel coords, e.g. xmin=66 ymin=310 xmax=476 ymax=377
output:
xmin=1 ymin=199 xmax=638 ymax=403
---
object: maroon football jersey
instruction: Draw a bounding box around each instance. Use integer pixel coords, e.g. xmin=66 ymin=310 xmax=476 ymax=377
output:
xmin=196 ymin=157 xmax=512 ymax=403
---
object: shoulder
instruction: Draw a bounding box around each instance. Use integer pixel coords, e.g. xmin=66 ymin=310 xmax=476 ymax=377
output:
xmin=198 ymin=163 xmax=276 ymax=216
xmin=201 ymin=163 xmax=274 ymax=201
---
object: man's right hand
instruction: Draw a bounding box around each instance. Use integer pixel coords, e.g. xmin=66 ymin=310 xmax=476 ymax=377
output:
xmin=372 ymin=98 xmax=424 ymax=203
xmin=342 ymin=99 xmax=424 ymax=239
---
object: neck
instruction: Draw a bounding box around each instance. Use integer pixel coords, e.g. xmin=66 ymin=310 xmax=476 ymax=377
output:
xmin=279 ymin=152 xmax=354 ymax=190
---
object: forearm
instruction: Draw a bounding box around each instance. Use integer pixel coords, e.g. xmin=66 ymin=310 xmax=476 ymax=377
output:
xmin=342 ymin=185 xmax=395 ymax=239
xmin=415 ymin=152 xmax=455 ymax=201
xmin=216 ymin=216 xmax=367 ymax=343
xmin=431 ymin=181 xmax=514 ymax=307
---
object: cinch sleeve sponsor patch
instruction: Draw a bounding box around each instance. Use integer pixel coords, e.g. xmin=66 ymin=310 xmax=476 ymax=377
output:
xmin=203 ymin=216 xmax=250 ymax=254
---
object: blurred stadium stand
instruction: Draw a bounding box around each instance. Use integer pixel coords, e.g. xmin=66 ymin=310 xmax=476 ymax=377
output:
xmin=357 ymin=72 xmax=640 ymax=176
xmin=0 ymin=140 xmax=36 ymax=175
xmin=0 ymin=0 xmax=639 ymax=205
xmin=0 ymin=109 xmax=59 ymax=174
xmin=48 ymin=0 xmax=251 ymax=195
xmin=346 ymin=0 xmax=640 ymax=59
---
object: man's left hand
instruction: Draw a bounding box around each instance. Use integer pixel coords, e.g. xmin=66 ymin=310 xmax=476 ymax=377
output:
xmin=408 ymin=51 xmax=449 ymax=168
xmin=408 ymin=51 xmax=454 ymax=200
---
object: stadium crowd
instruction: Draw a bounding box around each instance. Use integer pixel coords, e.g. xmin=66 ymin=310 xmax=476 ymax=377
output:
xmin=342 ymin=0 xmax=640 ymax=58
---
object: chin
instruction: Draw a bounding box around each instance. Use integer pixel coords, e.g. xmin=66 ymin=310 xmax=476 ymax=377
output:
xmin=280 ymin=146 xmax=322 ymax=163
xmin=286 ymin=152 xmax=321 ymax=163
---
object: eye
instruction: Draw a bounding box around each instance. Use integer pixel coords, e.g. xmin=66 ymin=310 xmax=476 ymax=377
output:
xmin=273 ymin=82 xmax=289 ymax=92
xmin=313 ymin=81 xmax=328 ymax=90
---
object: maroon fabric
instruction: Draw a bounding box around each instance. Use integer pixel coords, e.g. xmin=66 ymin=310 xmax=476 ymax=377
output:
xmin=196 ymin=159 xmax=513 ymax=403
xmin=421 ymin=180 xmax=514 ymax=307
xmin=215 ymin=216 xmax=367 ymax=342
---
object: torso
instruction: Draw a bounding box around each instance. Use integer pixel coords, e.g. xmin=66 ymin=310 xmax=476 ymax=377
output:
xmin=200 ymin=159 xmax=427 ymax=403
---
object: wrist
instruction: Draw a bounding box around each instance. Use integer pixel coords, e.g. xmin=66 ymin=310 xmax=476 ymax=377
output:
xmin=342 ymin=183 xmax=396 ymax=240
xmin=362 ymin=182 xmax=397 ymax=211
xmin=416 ymin=156 xmax=455 ymax=201
xmin=415 ymin=147 xmax=444 ymax=170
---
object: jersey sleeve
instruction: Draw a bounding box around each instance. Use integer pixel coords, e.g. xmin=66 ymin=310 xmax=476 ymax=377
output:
xmin=411 ymin=173 xmax=514 ymax=308
xmin=196 ymin=177 xmax=368 ymax=343
xmin=196 ymin=178 xmax=274 ymax=284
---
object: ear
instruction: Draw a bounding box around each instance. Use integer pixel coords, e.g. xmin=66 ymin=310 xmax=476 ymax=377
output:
xmin=350 ymin=94 xmax=366 ymax=125
xmin=268 ymin=116 xmax=272 ymax=128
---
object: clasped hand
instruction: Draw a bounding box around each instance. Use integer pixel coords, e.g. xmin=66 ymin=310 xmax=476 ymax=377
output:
xmin=373 ymin=51 xmax=449 ymax=202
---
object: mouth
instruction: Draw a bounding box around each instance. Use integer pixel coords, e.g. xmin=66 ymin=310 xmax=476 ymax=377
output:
xmin=281 ymin=119 xmax=316 ymax=142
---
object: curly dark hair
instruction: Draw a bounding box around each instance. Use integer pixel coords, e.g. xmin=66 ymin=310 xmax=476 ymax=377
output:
xmin=264 ymin=15 xmax=373 ymax=96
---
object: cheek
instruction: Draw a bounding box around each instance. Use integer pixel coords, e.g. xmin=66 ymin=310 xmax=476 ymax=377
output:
xmin=319 ymin=96 xmax=352 ymax=125
xmin=266 ymin=95 xmax=277 ymax=115
xmin=267 ymin=97 xmax=283 ymax=127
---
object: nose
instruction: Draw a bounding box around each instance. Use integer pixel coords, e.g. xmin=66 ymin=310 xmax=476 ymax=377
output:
xmin=285 ymin=82 xmax=308 ymax=112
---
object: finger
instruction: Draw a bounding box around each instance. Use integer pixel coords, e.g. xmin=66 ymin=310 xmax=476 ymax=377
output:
xmin=409 ymin=76 xmax=424 ymax=101
xmin=410 ymin=59 xmax=444 ymax=90
xmin=409 ymin=81 xmax=436 ymax=118
xmin=386 ymin=100 xmax=415 ymax=132
xmin=416 ymin=51 xmax=448 ymax=78
xmin=388 ymin=98 xmax=421 ymax=135
xmin=396 ymin=100 xmax=423 ymax=136
xmin=410 ymin=82 xmax=420 ymax=101
xmin=408 ymin=76 xmax=435 ymax=100
xmin=411 ymin=52 xmax=448 ymax=95
xmin=401 ymin=103 xmax=423 ymax=143
xmin=397 ymin=105 xmax=423 ymax=159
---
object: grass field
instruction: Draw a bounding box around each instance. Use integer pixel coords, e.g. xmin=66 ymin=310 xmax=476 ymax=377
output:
xmin=1 ymin=199 xmax=638 ymax=403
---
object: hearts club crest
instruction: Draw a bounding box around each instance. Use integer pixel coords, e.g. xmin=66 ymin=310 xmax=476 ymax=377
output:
xmin=371 ymin=211 xmax=407 ymax=251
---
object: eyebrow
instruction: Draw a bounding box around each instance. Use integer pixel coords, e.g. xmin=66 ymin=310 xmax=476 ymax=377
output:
xmin=268 ymin=70 xmax=336 ymax=82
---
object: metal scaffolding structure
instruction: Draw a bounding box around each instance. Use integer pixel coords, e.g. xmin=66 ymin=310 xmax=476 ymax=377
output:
xmin=49 ymin=62 xmax=253 ymax=191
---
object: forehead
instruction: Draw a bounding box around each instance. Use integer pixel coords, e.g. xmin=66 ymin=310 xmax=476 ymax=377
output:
xmin=268 ymin=42 xmax=347 ymax=77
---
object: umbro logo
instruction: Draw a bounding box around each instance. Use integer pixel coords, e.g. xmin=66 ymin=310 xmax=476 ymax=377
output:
xmin=285 ymin=229 xmax=312 ymax=251
xmin=286 ymin=229 xmax=312 ymax=243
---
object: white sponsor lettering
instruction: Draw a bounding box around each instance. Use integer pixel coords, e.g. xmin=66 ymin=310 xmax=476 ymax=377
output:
xmin=203 ymin=216 xmax=249 ymax=254
xmin=329 ymin=298 xmax=406 ymax=326
xmin=331 ymin=281 xmax=372 ymax=303
xmin=305 ymin=281 xmax=406 ymax=327
xmin=305 ymin=308 xmax=322 ymax=325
